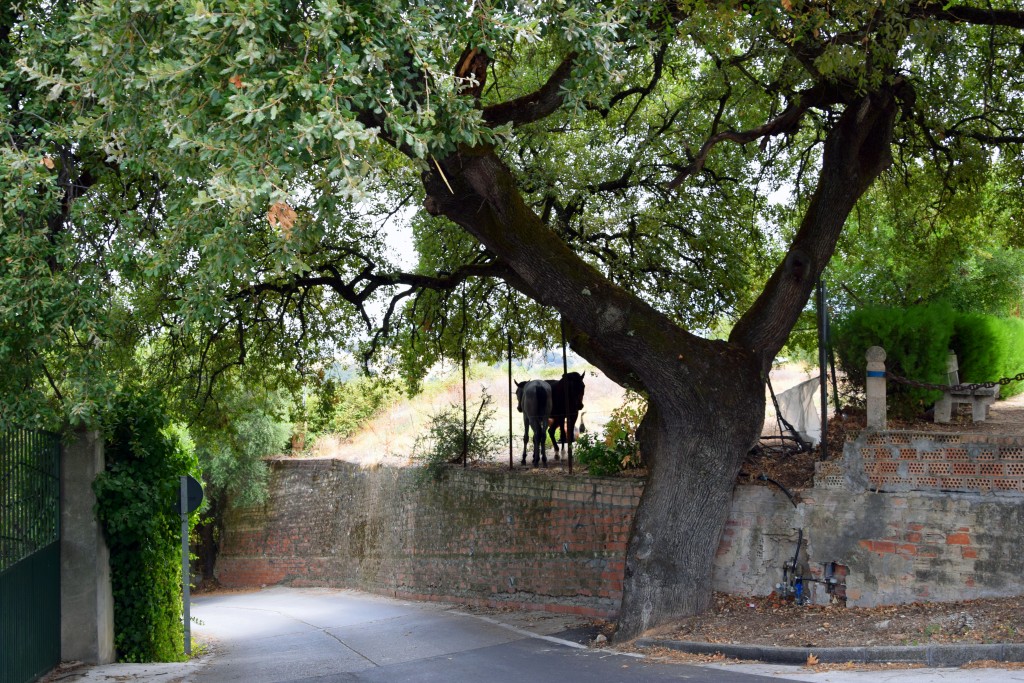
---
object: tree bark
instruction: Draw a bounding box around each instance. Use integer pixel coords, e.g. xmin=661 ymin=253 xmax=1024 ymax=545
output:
xmin=421 ymin=87 xmax=902 ymax=641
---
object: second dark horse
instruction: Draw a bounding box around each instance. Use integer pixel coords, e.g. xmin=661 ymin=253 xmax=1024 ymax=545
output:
xmin=546 ymin=371 xmax=586 ymax=460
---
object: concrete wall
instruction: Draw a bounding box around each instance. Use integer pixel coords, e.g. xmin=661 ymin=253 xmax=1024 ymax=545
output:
xmin=60 ymin=429 xmax=115 ymax=664
xmin=217 ymin=436 xmax=1024 ymax=615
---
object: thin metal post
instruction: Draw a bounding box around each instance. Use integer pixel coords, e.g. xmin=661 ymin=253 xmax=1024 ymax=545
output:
xmin=816 ymin=279 xmax=829 ymax=461
xmin=560 ymin=318 xmax=568 ymax=377
xmin=561 ymin=320 xmax=573 ymax=475
xmin=462 ymin=347 xmax=468 ymax=467
xmin=180 ymin=476 xmax=191 ymax=656
xmin=508 ymin=336 xmax=513 ymax=470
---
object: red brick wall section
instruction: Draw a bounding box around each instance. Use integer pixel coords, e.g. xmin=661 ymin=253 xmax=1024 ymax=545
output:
xmin=218 ymin=446 xmax=1024 ymax=615
xmin=217 ymin=460 xmax=642 ymax=618
xmin=857 ymin=432 xmax=1024 ymax=493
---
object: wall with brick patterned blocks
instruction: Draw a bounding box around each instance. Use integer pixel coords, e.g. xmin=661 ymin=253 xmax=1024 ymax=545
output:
xmin=803 ymin=430 xmax=1024 ymax=606
xmin=216 ymin=448 xmax=1024 ymax=616
xmin=216 ymin=459 xmax=642 ymax=618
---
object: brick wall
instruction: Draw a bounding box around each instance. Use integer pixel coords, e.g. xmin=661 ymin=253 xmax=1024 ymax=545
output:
xmin=217 ymin=459 xmax=642 ymax=618
xmin=798 ymin=430 xmax=1024 ymax=606
xmin=217 ymin=442 xmax=1024 ymax=615
xmin=842 ymin=431 xmax=1024 ymax=494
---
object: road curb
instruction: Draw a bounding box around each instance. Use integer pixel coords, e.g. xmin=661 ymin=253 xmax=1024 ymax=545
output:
xmin=635 ymin=639 xmax=1024 ymax=666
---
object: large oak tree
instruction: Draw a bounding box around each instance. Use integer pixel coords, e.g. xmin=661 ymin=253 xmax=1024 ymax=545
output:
xmin=5 ymin=1 xmax=1024 ymax=638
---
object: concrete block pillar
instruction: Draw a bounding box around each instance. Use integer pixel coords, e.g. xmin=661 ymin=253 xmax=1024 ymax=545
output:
xmin=865 ymin=346 xmax=887 ymax=430
xmin=60 ymin=429 xmax=115 ymax=664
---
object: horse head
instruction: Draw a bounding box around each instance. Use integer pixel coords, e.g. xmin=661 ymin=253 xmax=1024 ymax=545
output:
xmin=563 ymin=371 xmax=586 ymax=410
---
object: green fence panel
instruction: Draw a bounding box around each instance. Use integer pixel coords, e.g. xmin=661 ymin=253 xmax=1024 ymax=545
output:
xmin=1 ymin=428 xmax=61 ymax=683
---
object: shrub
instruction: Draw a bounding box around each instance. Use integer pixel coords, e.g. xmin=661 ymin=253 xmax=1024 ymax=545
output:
xmin=833 ymin=302 xmax=956 ymax=417
xmin=834 ymin=303 xmax=1024 ymax=413
xmin=574 ymin=391 xmax=645 ymax=476
xmin=412 ymin=389 xmax=503 ymax=480
xmin=954 ymin=314 xmax=1024 ymax=399
xmin=574 ymin=433 xmax=624 ymax=476
xmin=94 ymin=391 xmax=199 ymax=662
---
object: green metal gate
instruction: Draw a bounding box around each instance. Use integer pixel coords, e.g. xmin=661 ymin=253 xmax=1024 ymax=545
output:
xmin=1 ymin=428 xmax=61 ymax=683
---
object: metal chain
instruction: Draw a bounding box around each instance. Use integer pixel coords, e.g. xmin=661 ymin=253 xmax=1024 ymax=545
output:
xmin=886 ymin=371 xmax=1024 ymax=394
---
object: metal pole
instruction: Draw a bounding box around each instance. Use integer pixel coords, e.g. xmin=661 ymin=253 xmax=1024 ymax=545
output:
xmin=816 ymin=278 xmax=829 ymax=461
xmin=560 ymin=318 xmax=568 ymax=377
xmin=508 ymin=336 xmax=513 ymax=470
xmin=561 ymin=320 xmax=573 ymax=475
xmin=824 ymin=285 xmax=842 ymax=415
xmin=462 ymin=347 xmax=468 ymax=467
xmin=180 ymin=475 xmax=191 ymax=656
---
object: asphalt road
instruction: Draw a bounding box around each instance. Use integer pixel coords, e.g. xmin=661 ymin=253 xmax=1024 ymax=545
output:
xmin=58 ymin=587 xmax=1023 ymax=683
xmin=187 ymin=587 xmax=778 ymax=683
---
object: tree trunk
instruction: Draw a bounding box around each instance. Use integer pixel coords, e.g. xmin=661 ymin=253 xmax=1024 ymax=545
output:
xmin=421 ymin=87 xmax=902 ymax=642
xmin=614 ymin=345 xmax=765 ymax=639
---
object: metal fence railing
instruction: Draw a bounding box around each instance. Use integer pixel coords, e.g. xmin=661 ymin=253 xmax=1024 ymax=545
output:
xmin=1 ymin=428 xmax=60 ymax=571
xmin=1 ymin=427 xmax=61 ymax=683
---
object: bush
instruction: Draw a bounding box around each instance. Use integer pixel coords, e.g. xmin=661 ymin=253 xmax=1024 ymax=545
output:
xmin=834 ymin=303 xmax=1024 ymax=414
xmin=412 ymin=389 xmax=503 ymax=480
xmin=574 ymin=391 xmax=645 ymax=476
xmin=954 ymin=314 xmax=1024 ymax=399
xmin=833 ymin=302 xmax=956 ymax=417
xmin=94 ymin=392 xmax=199 ymax=662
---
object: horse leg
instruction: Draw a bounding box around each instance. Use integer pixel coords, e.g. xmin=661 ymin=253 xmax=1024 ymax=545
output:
xmin=521 ymin=419 xmax=529 ymax=465
xmin=540 ymin=430 xmax=547 ymax=468
xmin=548 ymin=420 xmax=560 ymax=461
xmin=536 ymin=421 xmax=544 ymax=471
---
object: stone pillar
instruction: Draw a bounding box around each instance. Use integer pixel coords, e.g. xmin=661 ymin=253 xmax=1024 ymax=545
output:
xmin=865 ymin=346 xmax=887 ymax=430
xmin=60 ymin=429 xmax=115 ymax=664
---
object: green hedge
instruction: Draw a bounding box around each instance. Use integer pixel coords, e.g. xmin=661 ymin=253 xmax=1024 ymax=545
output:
xmin=94 ymin=392 xmax=198 ymax=662
xmin=833 ymin=303 xmax=1024 ymax=416
xmin=954 ymin=314 xmax=1024 ymax=399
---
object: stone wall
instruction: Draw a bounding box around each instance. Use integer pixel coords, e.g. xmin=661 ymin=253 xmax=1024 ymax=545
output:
xmin=218 ymin=459 xmax=642 ymax=618
xmin=802 ymin=430 xmax=1024 ymax=606
xmin=217 ymin=437 xmax=1024 ymax=615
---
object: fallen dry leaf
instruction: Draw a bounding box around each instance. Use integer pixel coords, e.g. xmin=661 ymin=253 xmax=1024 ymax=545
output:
xmin=807 ymin=653 xmax=820 ymax=666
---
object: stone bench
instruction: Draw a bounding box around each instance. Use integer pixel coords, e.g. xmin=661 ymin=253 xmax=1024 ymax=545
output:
xmin=934 ymin=351 xmax=999 ymax=423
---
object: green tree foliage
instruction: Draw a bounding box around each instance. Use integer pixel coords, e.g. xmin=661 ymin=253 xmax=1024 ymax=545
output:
xmin=829 ymin=163 xmax=1024 ymax=316
xmin=192 ymin=386 xmax=292 ymax=508
xmin=6 ymin=0 xmax=1024 ymax=639
xmin=93 ymin=392 xmax=198 ymax=662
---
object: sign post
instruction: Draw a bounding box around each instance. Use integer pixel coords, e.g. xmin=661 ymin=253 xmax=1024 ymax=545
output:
xmin=178 ymin=475 xmax=203 ymax=656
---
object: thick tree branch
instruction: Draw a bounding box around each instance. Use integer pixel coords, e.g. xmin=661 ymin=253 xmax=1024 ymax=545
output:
xmin=908 ymin=1 xmax=1024 ymax=28
xmin=730 ymin=85 xmax=905 ymax=358
xmin=482 ymin=53 xmax=577 ymax=127
xmin=666 ymin=83 xmax=839 ymax=190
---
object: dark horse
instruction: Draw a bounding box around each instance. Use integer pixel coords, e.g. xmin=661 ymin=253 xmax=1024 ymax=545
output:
xmin=546 ymin=371 xmax=586 ymax=460
xmin=515 ymin=379 xmax=552 ymax=467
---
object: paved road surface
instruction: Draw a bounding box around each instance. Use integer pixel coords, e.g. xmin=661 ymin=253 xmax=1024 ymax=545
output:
xmin=55 ymin=587 xmax=1024 ymax=683
xmin=187 ymin=587 xmax=776 ymax=682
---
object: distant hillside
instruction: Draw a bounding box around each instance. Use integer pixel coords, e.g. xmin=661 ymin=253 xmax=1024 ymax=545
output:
xmin=302 ymin=360 xmax=820 ymax=468
xmin=306 ymin=359 xmax=626 ymax=468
